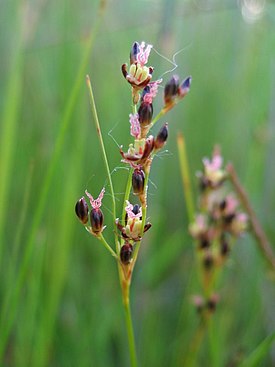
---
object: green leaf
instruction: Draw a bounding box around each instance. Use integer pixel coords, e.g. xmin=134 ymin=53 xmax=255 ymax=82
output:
xmin=239 ymin=332 xmax=275 ymax=367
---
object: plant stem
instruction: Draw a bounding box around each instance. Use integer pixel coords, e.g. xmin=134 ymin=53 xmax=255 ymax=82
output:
xmin=177 ymin=132 xmax=195 ymax=222
xmin=98 ymin=234 xmax=118 ymax=259
xmin=226 ymin=163 xmax=275 ymax=270
xmin=123 ymin=289 xmax=138 ymax=367
xmin=181 ymin=320 xmax=206 ymax=367
xmin=150 ymin=108 xmax=165 ymax=128
xmin=86 ymin=75 xmax=117 ymax=225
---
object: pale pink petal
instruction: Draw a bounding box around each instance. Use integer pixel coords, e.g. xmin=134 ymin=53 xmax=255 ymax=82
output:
xmin=136 ymin=42 xmax=153 ymax=66
xmin=85 ymin=188 xmax=105 ymax=209
xmin=125 ymin=200 xmax=142 ymax=219
xmin=129 ymin=113 xmax=141 ymax=138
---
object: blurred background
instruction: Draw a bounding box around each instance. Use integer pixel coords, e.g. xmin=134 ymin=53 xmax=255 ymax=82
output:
xmin=1 ymin=0 xmax=275 ymax=366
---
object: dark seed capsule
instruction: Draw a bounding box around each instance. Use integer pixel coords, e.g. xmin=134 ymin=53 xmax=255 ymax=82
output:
xmin=220 ymin=240 xmax=230 ymax=256
xmin=164 ymin=75 xmax=179 ymax=105
xmin=154 ymin=123 xmax=168 ymax=150
xmin=178 ymin=76 xmax=192 ymax=98
xmin=206 ymin=295 xmax=219 ymax=312
xmin=138 ymin=102 xmax=153 ymax=127
xmin=130 ymin=41 xmax=140 ymax=64
xmin=141 ymin=135 xmax=154 ymax=161
xmin=120 ymin=243 xmax=133 ymax=265
xmin=75 ymin=197 xmax=89 ymax=224
xmin=141 ymin=85 xmax=150 ymax=99
xmin=132 ymin=204 xmax=141 ymax=216
xmin=203 ymin=253 xmax=214 ymax=270
xmin=90 ymin=208 xmax=104 ymax=234
xmin=219 ymin=199 xmax=227 ymax=211
xmin=199 ymin=237 xmax=210 ymax=249
xmin=224 ymin=213 xmax=236 ymax=224
xmin=132 ymin=168 xmax=145 ymax=195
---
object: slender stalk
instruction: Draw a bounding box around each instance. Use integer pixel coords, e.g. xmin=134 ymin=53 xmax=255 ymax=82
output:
xmin=181 ymin=320 xmax=206 ymax=367
xmin=86 ymin=75 xmax=117 ymax=224
xmin=177 ymin=132 xmax=195 ymax=222
xmin=123 ymin=296 xmax=138 ymax=367
xmin=226 ymin=163 xmax=275 ymax=270
xmin=98 ymin=234 xmax=118 ymax=259
xmin=150 ymin=108 xmax=165 ymax=128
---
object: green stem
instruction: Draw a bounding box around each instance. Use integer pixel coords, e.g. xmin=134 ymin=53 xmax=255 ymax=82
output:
xmin=177 ymin=132 xmax=195 ymax=222
xmin=86 ymin=75 xmax=117 ymax=224
xmin=150 ymin=108 xmax=165 ymax=128
xmin=123 ymin=293 xmax=138 ymax=367
xmin=181 ymin=320 xmax=206 ymax=367
xmin=98 ymin=234 xmax=118 ymax=259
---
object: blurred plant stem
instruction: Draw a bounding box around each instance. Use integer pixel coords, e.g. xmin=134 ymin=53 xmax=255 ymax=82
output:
xmin=180 ymin=320 xmax=206 ymax=367
xmin=177 ymin=133 xmax=220 ymax=366
xmin=227 ymin=163 xmax=275 ymax=271
xmin=177 ymin=132 xmax=195 ymax=222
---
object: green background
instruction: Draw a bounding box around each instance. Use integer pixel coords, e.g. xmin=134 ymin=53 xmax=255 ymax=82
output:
xmin=1 ymin=0 xmax=275 ymax=366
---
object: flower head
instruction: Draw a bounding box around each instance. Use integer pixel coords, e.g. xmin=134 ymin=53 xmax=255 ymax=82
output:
xmin=142 ymin=80 xmax=162 ymax=104
xmin=201 ymin=149 xmax=226 ymax=188
xmin=136 ymin=41 xmax=153 ymax=67
xmin=125 ymin=200 xmax=142 ymax=219
xmin=122 ymin=41 xmax=154 ymax=103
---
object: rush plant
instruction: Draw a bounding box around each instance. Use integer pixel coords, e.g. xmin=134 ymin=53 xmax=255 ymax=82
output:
xmin=75 ymin=41 xmax=191 ymax=366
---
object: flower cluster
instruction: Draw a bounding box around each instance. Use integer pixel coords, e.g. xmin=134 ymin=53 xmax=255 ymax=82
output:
xmin=75 ymin=188 xmax=105 ymax=236
xmin=190 ymin=148 xmax=248 ymax=314
xmin=76 ymin=40 xmax=191 ymax=273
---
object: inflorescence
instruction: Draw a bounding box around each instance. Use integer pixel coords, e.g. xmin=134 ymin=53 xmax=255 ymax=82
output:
xmin=75 ymin=40 xmax=191 ymax=273
xmin=190 ymin=147 xmax=249 ymax=315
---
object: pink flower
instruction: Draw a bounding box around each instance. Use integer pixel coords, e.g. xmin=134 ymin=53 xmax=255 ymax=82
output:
xmin=143 ymin=80 xmax=162 ymax=104
xmin=136 ymin=41 xmax=153 ymax=66
xmin=85 ymin=188 xmax=105 ymax=209
xmin=202 ymin=150 xmax=225 ymax=187
xmin=129 ymin=113 xmax=141 ymax=139
xmin=223 ymin=194 xmax=238 ymax=215
xmin=203 ymin=154 xmax=223 ymax=172
xmin=125 ymin=200 xmax=142 ymax=219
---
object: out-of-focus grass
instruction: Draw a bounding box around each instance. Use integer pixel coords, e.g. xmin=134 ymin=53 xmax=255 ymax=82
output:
xmin=0 ymin=0 xmax=275 ymax=366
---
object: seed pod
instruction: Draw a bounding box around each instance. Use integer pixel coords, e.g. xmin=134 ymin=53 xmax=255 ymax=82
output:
xmin=206 ymin=294 xmax=219 ymax=313
xmin=220 ymin=239 xmax=230 ymax=256
xmin=132 ymin=168 xmax=145 ymax=195
xmin=164 ymin=75 xmax=179 ymax=105
xmin=154 ymin=123 xmax=168 ymax=150
xmin=203 ymin=253 xmax=214 ymax=270
xmin=130 ymin=41 xmax=140 ymax=64
xmin=138 ymin=102 xmax=153 ymax=127
xmin=140 ymin=135 xmax=154 ymax=162
xmin=132 ymin=204 xmax=141 ymax=216
xmin=90 ymin=208 xmax=104 ymax=234
xmin=120 ymin=243 xmax=133 ymax=265
xmin=178 ymin=76 xmax=192 ymax=98
xmin=75 ymin=197 xmax=89 ymax=224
